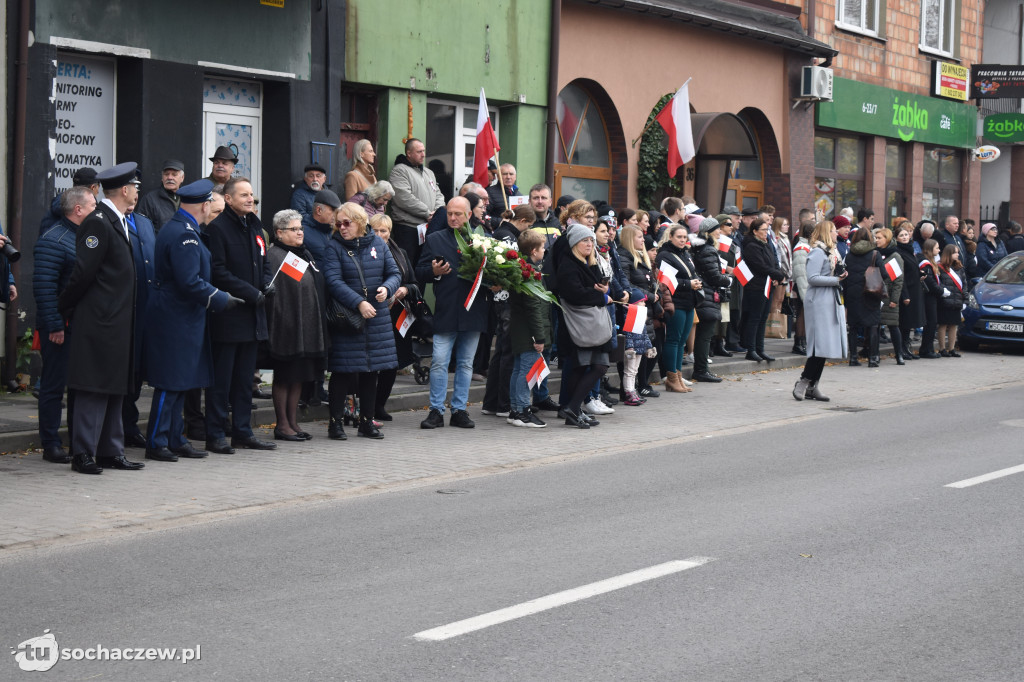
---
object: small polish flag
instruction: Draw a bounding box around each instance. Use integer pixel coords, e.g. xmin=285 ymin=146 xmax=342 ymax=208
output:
xmin=526 ymin=356 xmax=550 ymax=389
xmin=719 ymin=256 xmax=727 ymax=274
xmin=717 ymin=235 xmax=732 ymax=253
xmin=464 ymin=256 xmax=487 ymax=310
xmin=623 ymin=304 xmax=648 ymax=334
xmin=657 ymin=261 xmax=678 ymax=294
xmin=734 ymin=259 xmax=754 ymax=287
xmin=395 ymin=306 xmax=415 ymax=337
xmin=884 ymin=258 xmax=903 ymax=281
xmin=280 ymin=252 xmax=308 ymax=281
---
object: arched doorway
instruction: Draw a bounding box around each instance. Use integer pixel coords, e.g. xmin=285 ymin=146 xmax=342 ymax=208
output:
xmin=554 ymin=80 xmax=626 ymax=206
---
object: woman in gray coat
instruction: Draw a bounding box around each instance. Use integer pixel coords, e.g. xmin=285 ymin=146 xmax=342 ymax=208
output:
xmin=793 ymin=220 xmax=848 ymax=402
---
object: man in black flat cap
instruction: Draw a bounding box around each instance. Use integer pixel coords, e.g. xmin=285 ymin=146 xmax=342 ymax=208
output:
xmin=290 ymin=163 xmax=328 ymax=221
xmin=58 ymin=162 xmax=146 ymax=474
xmin=207 ymin=146 xmax=237 ymax=187
xmin=136 ymin=159 xmax=185 ymax=232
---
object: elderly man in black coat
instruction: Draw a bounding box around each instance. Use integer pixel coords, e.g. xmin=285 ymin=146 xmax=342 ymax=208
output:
xmin=58 ymin=162 xmax=145 ymax=474
xmin=205 ymin=177 xmax=275 ymax=453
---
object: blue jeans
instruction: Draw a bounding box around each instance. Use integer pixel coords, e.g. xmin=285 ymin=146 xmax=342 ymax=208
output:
xmin=509 ymin=351 xmax=542 ymax=412
xmin=665 ymin=308 xmax=695 ymax=372
xmin=429 ymin=331 xmax=481 ymax=413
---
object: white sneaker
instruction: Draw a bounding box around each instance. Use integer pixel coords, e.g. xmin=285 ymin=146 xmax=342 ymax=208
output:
xmin=708 ymin=357 xmax=713 ymax=364
xmin=583 ymin=398 xmax=614 ymax=415
xmin=681 ymin=378 xmax=694 ymax=387
xmin=684 ymin=353 xmax=694 ymax=364
xmin=506 ymin=411 xmax=526 ymax=426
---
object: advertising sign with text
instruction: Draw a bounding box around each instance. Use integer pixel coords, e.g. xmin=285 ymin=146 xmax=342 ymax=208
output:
xmin=54 ymin=53 xmax=116 ymax=194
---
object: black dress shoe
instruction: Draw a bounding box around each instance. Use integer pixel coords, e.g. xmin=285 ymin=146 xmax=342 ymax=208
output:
xmin=532 ymin=397 xmax=561 ymax=412
xmin=745 ymin=351 xmax=763 ymax=362
xmin=98 ymin=455 xmax=146 ymax=470
xmin=562 ymin=409 xmax=590 ymax=429
xmin=273 ymin=429 xmax=304 ymax=442
xmin=205 ymin=438 xmax=236 ymax=454
xmin=692 ymin=370 xmax=723 ymax=383
xmin=124 ymin=432 xmax=148 ymax=449
xmin=71 ymin=453 xmax=103 ymax=474
xmin=42 ymin=446 xmax=71 ymax=464
xmin=145 ymin=447 xmax=178 ymax=462
xmin=252 ymin=387 xmax=272 ymax=399
xmin=919 ymin=351 xmax=942 ymax=359
xmin=297 ymin=431 xmax=313 ymax=440
xmin=757 ymin=351 xmax=775 ymax=362
xmin=231 ymin=436 xmax=277 ymax=450
xmin=724 ymin=344 xmax=746 ymax=353
xmin=172 ymin=443 xmax=209 ymax=458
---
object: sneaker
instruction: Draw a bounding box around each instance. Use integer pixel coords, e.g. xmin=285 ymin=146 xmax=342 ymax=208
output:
xmin=583 ymin=397 xmax=614 ymax=415
xmin=682 ymin=353 xmax=694 ymax=364
xmin=532 ymin=397 xmax=561 ymax=412
xmin=638 ymin=386 xmax=660 ymax=398
xmin=624 ymin=391 xmax=645 ymax=406
xmin=480 ymin=408 xmax=498 ymax=415
xmin=420 ymin=409 xmax=445 ymax=429
xmin=520 ymin=411 xmax=547 ymax=428
xmin=681 ymin=377 xmax=694 ymax=387
xmin=506 ymin=410 xmax=526 ymax=426
xmin=449 ymin=409 xmax=476 ymax=428
xmin=707 ymin=357 xmax=713 ymax=364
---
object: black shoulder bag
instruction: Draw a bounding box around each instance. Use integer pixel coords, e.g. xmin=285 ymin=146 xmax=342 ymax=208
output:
xmin=325 ymin=249 xmax=368 ymax=334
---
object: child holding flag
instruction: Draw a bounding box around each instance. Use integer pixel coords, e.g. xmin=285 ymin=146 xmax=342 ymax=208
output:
xmin=507 ymin=229 xmax=551 ymax=427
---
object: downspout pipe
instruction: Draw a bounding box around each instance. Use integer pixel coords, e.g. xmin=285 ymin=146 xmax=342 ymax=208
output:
xmin=6 ymin=0 xmax=29 ymax=386
xmin=545 ymin=0 xmax=561 ymax=189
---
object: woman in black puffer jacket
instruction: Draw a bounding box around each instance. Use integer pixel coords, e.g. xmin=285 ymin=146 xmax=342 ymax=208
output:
xmin=689 ymin=217 xmax=732 ymax=382
xmin=843 ymin=227 xmax=883 ymax=367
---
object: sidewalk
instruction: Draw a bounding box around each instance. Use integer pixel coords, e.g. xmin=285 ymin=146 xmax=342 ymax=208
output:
xmin=4 ymin=340 xmax=1017 ymax=553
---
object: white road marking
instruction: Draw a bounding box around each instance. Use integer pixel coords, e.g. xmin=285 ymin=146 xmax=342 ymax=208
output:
xmin=413 ymin=557 xmax=715 ymax=642
xmin=945 ymin=464 xmax=1024 ymax=489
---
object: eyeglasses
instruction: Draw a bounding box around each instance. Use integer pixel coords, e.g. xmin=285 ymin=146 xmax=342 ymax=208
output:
xmin=336 ymin=219 xmax=353 ymax=228
xmin=280 ymin=227 xmax=304 ymax=233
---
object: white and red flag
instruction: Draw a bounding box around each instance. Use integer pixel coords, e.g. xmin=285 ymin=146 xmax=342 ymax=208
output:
xmin=657 ymin=260 xmax=679 ymax=294
xmin=472 ymin=88 xmax=500 ymax=186
xmin=884 ymin=258 xmax=903 ymax=281
xmin=716 ymin=235 xmax=733 ymax=253
xmin=526 ymin=356 xmax=550 ymax=389
xmin=464 ymin=256 xmax=487 ymax=310
xmin=654 ymin=78 xmax=695 ymax=177
xmin=734 ymin=258 xmax=754 ymax=287
xmin=622 ymin=304 xmax=648 ymax=334
xmin=279 ymin=252 xmax=308 ymax=282
xmin=395 ymin=306 xmax=415 ymax=337
xmin=764 ymin=277 xmax=771 ymax=299
xmin=719 ymin=256 xmax=728 ymax=274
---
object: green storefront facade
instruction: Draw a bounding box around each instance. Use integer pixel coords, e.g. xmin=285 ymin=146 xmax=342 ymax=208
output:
xmin=813 ymin=77 xmax=979 ymax=225
xmin=341 ymin=0 xmax=550 ymax=199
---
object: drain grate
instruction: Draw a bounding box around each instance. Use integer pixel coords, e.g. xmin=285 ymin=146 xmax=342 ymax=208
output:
xmin=827 ymin=406 xmax=870 ymax=412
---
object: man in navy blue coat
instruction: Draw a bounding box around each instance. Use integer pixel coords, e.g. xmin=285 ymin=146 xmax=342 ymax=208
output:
xmin=415 ymin=196 xmax=491 ymax=430
xmin=121 ymin=205 xmax=157 ymax=449
xmin=143 ymin=180 xmax=239 ymax=462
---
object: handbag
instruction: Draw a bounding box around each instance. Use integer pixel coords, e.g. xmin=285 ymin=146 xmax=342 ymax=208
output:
xmin=325 ymin=248 xmax=368 ymax=334
xmin=765 ymin=311 xmax=788 ymax=339
xmin=562 ymin=301 xmax=614 ymax=347
xmin=863 ymin=252 xmax=887 ymax=300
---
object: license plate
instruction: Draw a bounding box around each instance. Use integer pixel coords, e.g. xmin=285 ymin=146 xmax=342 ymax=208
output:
xmin=986 ymin=321 xmax=1024 ymax=333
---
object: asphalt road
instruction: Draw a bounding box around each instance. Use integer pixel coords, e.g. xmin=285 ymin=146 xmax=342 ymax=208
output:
xmin=3 ymin=384 xmax=1024 ymax=681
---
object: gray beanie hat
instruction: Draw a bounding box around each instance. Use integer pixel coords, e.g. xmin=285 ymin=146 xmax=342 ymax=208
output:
xmin=566 ymin=223 xmax=595 ymax=248
xmin=697 ymin=216 xmax=722 ymax=238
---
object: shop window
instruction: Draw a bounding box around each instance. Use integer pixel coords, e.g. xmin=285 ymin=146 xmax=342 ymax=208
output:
xmin=836 ymin=0 xmax=882 ymax=37
xmin=885 ymin=143 xmax=906 ymax=226
xmin=555 ymin=84 xmax=611 ymax=204
xmin=814 ymin=134 xmax=865 ymax=218
xmin=921 ymin=147 xmax=960 ymax=221
xmin=426 ymin=99 xmax=498 ymax=200
xmin=920 ymin=0 xmax=956 ymax=56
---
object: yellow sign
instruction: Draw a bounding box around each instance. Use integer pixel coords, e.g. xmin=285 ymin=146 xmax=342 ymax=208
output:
xmin=936 ymin=62 xmax=969 ymax=101
xmin=260 ymin=0 xmax=285 ymax=7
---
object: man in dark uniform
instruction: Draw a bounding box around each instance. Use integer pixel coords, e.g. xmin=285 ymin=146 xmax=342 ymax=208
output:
xmin=32 ymin=186 xmax=96 ymax=463
xmin=144 ymin=180 xmax=240 ymax=462
xmin=136 ymin=159 xmax=184 ymax=232
xmin=120 ymin=202 xmax=157 ymax=450
xmin=205 ymin=176 xmax=276 ymax=453
xmin=207 ymin=146 xmax=237 ymax=187
xmin=58 ymin=162 xmax=145 ymax=474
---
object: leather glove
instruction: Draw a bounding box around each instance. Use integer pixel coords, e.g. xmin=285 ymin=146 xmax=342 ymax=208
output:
xmin=223 ymin=295 xmax=245 ymax=311
xmin=942 ymin=287 xmax=951 ymax=298
xmin=263 ymin=283 xmax=277 ymax=297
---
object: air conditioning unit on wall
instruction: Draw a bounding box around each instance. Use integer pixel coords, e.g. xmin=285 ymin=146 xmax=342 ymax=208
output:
xmin=801 ymin=66 xmax=834 ymax=101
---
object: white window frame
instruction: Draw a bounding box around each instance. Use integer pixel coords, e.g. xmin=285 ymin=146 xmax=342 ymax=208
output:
xmin=919 ymin=0 xmax=955 ymax=57
xmin=835 ymin=0 xmax=879 ymax=38
xmin=426 ymin=97 xmax=499 ymax=190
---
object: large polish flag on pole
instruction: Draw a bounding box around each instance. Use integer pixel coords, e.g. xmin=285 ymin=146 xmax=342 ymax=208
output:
xmin=654 ymin=78 xmax=695 ymax=177
xmin=473 ymin=88 xmax=500 ymax=186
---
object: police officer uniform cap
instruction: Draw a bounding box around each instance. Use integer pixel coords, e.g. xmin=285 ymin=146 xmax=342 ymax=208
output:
xmin=97 ymin=162 xmax=140 ymax=190
xmin=177 ymin=179 xmax=215 ymax=204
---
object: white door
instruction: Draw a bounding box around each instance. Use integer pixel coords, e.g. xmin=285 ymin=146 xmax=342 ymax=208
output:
xmin=203 ymin=104 xmax=262 ymax=200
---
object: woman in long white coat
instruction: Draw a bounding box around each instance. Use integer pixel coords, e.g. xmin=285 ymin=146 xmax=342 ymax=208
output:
xmin=793 ymin=220 xmax=848 ymax=401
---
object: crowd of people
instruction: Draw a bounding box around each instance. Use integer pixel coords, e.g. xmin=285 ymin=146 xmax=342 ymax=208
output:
xmin=27 ymin=136 xmax=1019 ymax=473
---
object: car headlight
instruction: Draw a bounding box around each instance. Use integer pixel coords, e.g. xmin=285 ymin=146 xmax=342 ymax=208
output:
xmin=966 ymin=293 xmax=980 ymax=310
